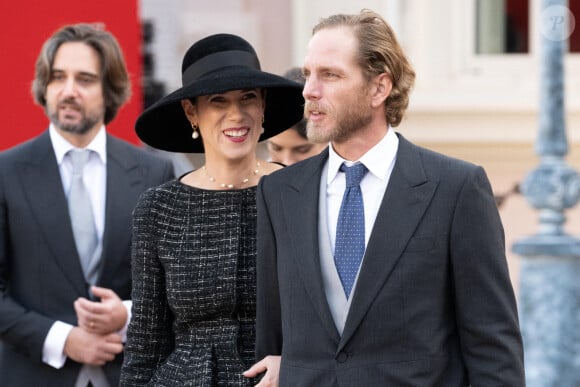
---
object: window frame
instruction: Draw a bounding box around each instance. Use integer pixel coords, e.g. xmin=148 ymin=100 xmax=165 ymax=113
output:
xmin=443 ymin=0 xmax=579 ymax=111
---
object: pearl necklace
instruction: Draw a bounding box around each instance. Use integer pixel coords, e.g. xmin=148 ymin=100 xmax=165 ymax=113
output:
xmin=202 ymin=162 xmax=261 ymax=189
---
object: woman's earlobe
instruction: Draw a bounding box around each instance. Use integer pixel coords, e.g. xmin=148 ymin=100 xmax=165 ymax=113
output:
xmin=181 ymin=99 xmax=196 ymax=120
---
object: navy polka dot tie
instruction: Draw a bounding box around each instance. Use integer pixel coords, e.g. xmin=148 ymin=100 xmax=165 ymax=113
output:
xmin=335 ymin=162 xmax=368 ymax=298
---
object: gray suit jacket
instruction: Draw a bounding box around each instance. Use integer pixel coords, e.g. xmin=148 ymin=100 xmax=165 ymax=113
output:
xmin=255 ymin=133 xmax=524 ymax=386
xmin=0 ymin=130 xmax=174 ymax=387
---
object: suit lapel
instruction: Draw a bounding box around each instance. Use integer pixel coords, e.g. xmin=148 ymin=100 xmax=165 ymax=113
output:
xmin=17 ymin=131 xmax=87 ymax=295
xmin=98 ymin=136 xmax=142 ymax=286
xmin=282 ymin=151 xmax=341 ymax=342
xmin=339 ymin=135 xmax=438 ymax=349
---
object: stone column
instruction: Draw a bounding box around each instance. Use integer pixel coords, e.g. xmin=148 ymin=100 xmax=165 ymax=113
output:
xmin=512 ymin=1 xmax=580 ymax=385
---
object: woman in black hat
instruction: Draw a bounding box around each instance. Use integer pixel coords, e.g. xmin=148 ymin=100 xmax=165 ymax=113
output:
xmin=120 ymin=34 xmax=303 ymax=386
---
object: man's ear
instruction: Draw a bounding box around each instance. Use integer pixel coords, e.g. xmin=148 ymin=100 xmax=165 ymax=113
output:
xmin=371 ymin=73 xmax=392 ymax=108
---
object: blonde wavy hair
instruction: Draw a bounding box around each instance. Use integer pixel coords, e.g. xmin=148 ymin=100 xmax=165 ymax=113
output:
xmin=313 ymin=9 xmax=415 ymax=127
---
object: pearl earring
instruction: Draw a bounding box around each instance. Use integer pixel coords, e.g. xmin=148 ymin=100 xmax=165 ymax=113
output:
xmin=191 ymin=123 xmax=199 ymax=139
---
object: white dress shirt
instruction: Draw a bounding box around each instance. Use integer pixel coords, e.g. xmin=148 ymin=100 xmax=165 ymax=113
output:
xmin=42 ymin=125 xmax=131 ymax=369
xmin=319 ymin=128 xmax=398 ymax=334
xmin=326 ymin=127 xmax=399 ymax=253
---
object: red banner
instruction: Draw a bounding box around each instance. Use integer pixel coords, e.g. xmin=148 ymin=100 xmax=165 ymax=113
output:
xmin=1 ymin=1 xmax=142 ymax=149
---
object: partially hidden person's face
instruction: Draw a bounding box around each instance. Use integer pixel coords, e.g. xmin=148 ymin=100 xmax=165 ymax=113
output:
xmin=267 ymin=128 xmax=327 ymax=165
xmin=45 ymin=42 xmax=105 ymax=136
xmin=302 ymin=26 xmax=373 ymax=144
xmin=186 ymin=89 xmax=265 ymax=161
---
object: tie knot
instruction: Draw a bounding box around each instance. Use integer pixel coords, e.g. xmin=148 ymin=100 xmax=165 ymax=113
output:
xmin=340 ymin=162 xmax=367 ymax=187
xmin=69 ymin=149 xmax=90 ymax=175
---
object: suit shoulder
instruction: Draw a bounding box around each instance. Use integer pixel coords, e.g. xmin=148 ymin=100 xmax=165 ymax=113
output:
xmin=260 ymin=159 xmax=309 ymax=190
xmin=268 ymin=155 xmax=321 ymax=179
xmin=411 ymin=141 xmax=481 ymax=176
xmin=134 ymin=180 xmax=180 ymax=213
xmin=0 ymin=135 xmax=44 ymax=161
xmin=107 ymin=135 xmax=173 ymax=166
xmin=396 ymin=135 xmax=487 ymax=189
xmin=108 ymin=135 xmax=156 ymax=157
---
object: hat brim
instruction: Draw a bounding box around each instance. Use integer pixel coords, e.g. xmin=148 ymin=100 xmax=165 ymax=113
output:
xmin=135 ymin=66 xmax=305 ymax=153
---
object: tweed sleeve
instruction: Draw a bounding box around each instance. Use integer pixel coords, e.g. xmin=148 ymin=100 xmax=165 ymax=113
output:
xmin=120 ymin=187 xmax=175 ymax=385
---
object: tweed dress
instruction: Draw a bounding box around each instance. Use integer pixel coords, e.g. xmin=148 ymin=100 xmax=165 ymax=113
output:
xmin=120 ymin=180 xmax=257 ymax=386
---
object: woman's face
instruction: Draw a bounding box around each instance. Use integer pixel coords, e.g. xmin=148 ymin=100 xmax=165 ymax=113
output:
xmin=267 ymin=127 xmax=327 ymax=166
xmin=183 ymin=88 xmax=265 ymax=161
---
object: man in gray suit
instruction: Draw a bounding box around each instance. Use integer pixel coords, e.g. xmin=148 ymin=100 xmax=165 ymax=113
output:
xmin=0 ymin=24 xmax=173 ymax=386
xmin=245 ymin=10 xmax=525 ymax=386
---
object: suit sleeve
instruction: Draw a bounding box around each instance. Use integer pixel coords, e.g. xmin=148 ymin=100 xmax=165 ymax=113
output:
xmin=120 ymin=188 xmax=174 ymax=385
xmin=159 ymin=158 xmax=175 ymax=183
xmin=140 ymin=152 xmax=175 ymax=188
xmin=450 ymin=166 xmax=525 ymax=385
xmin=0 ymin=159 xmax=54 ymax=362
xmin=255 ymin=177 xmax=283 ymax=360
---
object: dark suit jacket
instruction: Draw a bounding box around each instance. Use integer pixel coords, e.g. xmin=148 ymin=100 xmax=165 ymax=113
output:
xmin=0 ymin=130 xmax=174 ymax=386
xmin=255 ymin=133 xmax=525 ymax=386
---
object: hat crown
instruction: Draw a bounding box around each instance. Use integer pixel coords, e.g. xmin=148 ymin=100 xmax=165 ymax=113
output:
xmin=181 ymin=34 xmax=261 ymax=86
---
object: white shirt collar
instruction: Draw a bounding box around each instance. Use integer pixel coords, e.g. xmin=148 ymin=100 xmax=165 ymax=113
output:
xmin=327 ymin=127 xmax=399 ymax=184
xmin=49 ymin=124 xmax=107 ymax=165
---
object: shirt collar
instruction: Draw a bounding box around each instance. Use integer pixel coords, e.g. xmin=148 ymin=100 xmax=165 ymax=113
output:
xmin=49 ymin=124 xmax=107 ymax=165
xmin=327 ymin=127 xmax=399 ymax=184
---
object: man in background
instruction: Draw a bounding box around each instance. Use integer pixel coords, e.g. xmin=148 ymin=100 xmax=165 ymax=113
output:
xmin=266 ymin=67 xmax=327 ymax=166
xmin=0 ymin=23 xmax=173 ymax=386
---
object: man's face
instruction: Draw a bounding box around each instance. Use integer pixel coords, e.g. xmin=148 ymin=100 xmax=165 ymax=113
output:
xmin=302 ymin=26 xmax=373 ymax=144
xmin=45 ymin=42 xmax=105 ymax=136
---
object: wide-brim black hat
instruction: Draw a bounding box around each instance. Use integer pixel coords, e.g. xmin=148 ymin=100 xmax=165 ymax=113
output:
xmin=136 ymin=33 xmax=305 ymax=153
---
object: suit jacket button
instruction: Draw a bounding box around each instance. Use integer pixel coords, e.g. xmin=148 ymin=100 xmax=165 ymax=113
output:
xmin=336 ymin=352 xmax=348 ymax=363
